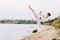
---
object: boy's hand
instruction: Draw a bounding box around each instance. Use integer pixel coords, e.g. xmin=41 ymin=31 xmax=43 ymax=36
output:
xmin=39 ymin=11 xmax=42 ymax=15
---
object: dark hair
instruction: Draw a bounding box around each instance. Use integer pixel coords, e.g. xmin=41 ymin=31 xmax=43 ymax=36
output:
xmin=47 ymin=12 xmax=51 ymax=16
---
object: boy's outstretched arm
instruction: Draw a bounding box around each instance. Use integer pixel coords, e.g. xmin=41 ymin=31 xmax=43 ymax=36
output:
xmin=28 ymin=5 xmax=38 ymax=19
xmin=39 ymin=11 xmax=42 ymax=16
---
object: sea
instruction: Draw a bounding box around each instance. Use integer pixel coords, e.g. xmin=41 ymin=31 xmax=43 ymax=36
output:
xmin=0 ymin=24 xmax=47 ymax=40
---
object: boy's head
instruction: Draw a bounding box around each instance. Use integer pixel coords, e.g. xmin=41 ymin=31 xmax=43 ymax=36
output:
xmin=47 ymin=12 xmax=51 ymax=16
xmin=46 ymin=12 xmax=51 ymax=18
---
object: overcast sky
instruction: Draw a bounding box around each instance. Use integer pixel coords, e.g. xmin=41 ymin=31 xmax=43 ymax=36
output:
xmin=0 ymin=0 xmax=60 ymax=20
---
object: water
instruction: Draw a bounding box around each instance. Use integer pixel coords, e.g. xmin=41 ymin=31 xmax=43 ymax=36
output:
xmin=0 ymin=24 xmax=48 ymax=40
xmin=0 ymin=24 xmax=38 ymax=40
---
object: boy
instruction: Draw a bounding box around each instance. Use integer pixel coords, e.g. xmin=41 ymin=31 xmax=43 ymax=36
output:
xmin=28 ymin=5 xmax=51 ymax=33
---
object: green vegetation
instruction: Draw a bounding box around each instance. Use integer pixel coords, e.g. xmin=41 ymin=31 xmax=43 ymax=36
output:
xmin=16 ymin=20 xmax=37 ymax=24
xmin=51 ymin=18 xmax=60 ymax=29
xmin=43 ymin=17 xmax=60 ymax=29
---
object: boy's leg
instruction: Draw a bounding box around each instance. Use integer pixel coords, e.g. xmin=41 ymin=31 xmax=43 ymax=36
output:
xmin=32 ymin=29 xmax=38 ymax=33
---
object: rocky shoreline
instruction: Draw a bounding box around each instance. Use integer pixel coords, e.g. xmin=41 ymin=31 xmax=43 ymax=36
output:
xmin=21 ymin=26 xmax=60 ymax=40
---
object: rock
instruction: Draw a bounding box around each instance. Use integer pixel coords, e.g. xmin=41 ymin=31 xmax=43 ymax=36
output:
xmin=21 ymin=26 xmax=60 ymax=40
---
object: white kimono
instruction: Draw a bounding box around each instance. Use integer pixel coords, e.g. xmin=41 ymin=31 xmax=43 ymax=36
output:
xmin=33 ymin=13 xmax=48 ymax=32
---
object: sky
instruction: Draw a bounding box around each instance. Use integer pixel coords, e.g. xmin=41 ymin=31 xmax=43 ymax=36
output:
xmin=0 ymin=0 xmax=60 ymax=20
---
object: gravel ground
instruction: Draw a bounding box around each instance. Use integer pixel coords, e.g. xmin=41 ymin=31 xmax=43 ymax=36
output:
xmin=21 ymin=26 xmax=60 ymax=40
